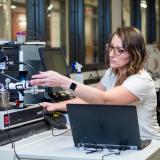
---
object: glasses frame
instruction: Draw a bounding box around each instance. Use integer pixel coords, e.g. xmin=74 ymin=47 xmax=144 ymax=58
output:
xmin=106 ymin=43 xmax=128 ymax=56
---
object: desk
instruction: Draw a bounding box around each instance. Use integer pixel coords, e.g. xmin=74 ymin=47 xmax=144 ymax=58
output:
xmin=0 ymin=129 xmax=160 ymax=160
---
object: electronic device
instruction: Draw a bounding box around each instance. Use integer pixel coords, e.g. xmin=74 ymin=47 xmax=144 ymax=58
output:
xmin=39 ymin=47 xmax=70 ymax=77
xmin=39 ymin=47 xmax=74 ymax=102
xmin=44 ymin=111 xmax=67 ymax=129
xmin=67 ymin=104 xmax=151 ymax=150
xmin=0 ymin=44 xmax=45 ymax=104
xmin=0 ymin=104 xmax=44 ymax=130
xmin=0 ymin=44 xmax=46 ymax=131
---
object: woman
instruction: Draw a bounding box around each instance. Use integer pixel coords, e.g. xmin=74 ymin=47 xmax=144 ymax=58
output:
xmin=30 ymin=26 xmax=160 ymax=139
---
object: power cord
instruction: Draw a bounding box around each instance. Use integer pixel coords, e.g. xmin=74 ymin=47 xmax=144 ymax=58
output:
xmin=51 ymin=127 xmax=71 ymax=137
xmin=18 ymin=62 xmax=38 ymax=74
xmin=6 ymin=103 xmax=45 ymax=160
xmin=3 ymin=102 xmax=21 ymax=160
xmin=43 ymin=109 xmax=70 ymax=136
xmin=84 ymin=147 xmax=103 ymax=154
xmin=102 ymin=148 xmax=122 ymax=160
xmin=77 ymin=144 xmax=123 ymax=158
xmin=93 ymin=67 xmax=101 ymax=80
xmin=0 ymin=72 xmax=19 ymax=82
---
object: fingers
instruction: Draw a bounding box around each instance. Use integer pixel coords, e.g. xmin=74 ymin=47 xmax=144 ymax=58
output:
xmin=41 ymin=102 xmax=57 ymax=112
xmin=30 ymin=71 xmax=54 ymax=86
xmin=40 ymin=102 xmax=49 ymax=111
xmin=32 ymin=73 xmax=46 ymax=79
xmin=40 ymin=102 xmax=48 ymax=107
xmin=30 ymin=79 xmax=45 ymax=86
xmin=30 ymin=70 xmax=64 ymax=87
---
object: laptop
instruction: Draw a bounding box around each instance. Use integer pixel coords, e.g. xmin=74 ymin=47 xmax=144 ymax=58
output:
xmin=67 ymin=104 xmax=151 ymax=150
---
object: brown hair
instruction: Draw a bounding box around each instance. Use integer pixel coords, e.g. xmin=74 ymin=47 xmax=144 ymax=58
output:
xmin=107 ymin=26 xmax=147 ymax=86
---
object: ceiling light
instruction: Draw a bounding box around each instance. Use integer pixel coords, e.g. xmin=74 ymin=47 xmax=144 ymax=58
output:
xmin=140 ymin=1 xmax=147 ymax=9
xmin=11 ymin=5 xmax=17 ymax=9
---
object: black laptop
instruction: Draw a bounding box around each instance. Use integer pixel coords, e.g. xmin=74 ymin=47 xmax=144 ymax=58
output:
xmin=67 ymin=104 xmax=150 ymax=150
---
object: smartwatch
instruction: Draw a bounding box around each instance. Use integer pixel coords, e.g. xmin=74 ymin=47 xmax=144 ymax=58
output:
xmin=69 ymin=82 xmax=77 ymax=92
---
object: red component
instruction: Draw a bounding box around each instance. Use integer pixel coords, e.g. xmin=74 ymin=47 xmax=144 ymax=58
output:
xmin=15 ymin=99 xmax=20 ymax=105
xmin=4 ymin=115 xmax=10 ymax=125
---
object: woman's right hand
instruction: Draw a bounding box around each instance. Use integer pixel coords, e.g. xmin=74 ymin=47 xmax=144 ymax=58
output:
xmin=40 ymin=102 xmax=58 ymax=112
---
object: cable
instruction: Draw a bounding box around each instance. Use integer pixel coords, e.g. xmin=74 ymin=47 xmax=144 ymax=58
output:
xmin=84 ymin=147 xmax=103 ymax=154
xmin=18 ymin=157 xmax=52 ymax=160
xmin=0 ymin=61 xmax=38 ymax=89
xmin=94 ymin=67 xmax=101 ymax=80
xmin=5 ymin=103 xmax=45 ymax=160
xmin=18 ymin=62 xmax=38 ymax=74
xmin=3 ymin=101 xmax=21 ymax=160
xmin=102 ymin=149 xmax=122 ymax=160
xmin=0 ymin=72 xmax=19 ymax=82
xmin=51 ymin=127 xmax=71 ymax=136
xmin=43 ymin=109 xmax=70 ymax=136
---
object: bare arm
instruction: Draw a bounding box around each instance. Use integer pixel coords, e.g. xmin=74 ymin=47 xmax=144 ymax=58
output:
xmin=70 ymin=83 xmax=138 ymax=104
xmin=95 ymin=81 xmax=106 ymax=91
xmin=41 ymin=97 xmax=86 ymax=111
xmin=30 ymin=71 xmax=139 ymax=107
xmin=41 ymin=81 xmax=105 ymax=111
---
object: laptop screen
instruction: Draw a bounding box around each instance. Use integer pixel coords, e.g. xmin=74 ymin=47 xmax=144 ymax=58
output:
xmin=67 ymin=104 xmax=141 ymax=150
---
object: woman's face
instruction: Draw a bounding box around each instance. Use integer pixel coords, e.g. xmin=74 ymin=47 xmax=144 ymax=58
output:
xmin=108 ymin=35 xmax=131 ymax=70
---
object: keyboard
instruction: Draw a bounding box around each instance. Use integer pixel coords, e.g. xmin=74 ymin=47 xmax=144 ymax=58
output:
xmin=47 ymin=91 xmax=75 ymax=102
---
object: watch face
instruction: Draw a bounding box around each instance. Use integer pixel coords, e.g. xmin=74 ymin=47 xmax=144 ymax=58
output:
xmin=70 ymin=83 xmax=77 ymax=91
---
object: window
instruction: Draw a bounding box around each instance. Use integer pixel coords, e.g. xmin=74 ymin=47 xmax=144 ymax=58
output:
xmin=0 ymin=0 xmax=11 ymax=40
xmin=84 ymin=0 xmax=98 ymax=64
xmin=156 ymin=0 xmax=160 ymax=43
xmin=0 ymin=0 xmax=111 ymax=71
xmin=69 ymin=0 xmax=111 ymax=70
xmin=141 ymin=0 xmax=147 ymax=42
xmin=0 ymin=0 xmax=26 ymax=40
xmin=46 ymin=0 xmax=66 ymax=48
xmin=11 ymin=0 xmax=26 ymax=40
xmin=122 ymin=0 xmax=130 ymax=26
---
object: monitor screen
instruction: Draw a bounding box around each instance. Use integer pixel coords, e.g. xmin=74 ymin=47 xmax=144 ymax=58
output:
xmin=39 ymin=48 xmax=69 ymax=77
xmin=39 ymin=47 xmax=69 ymax=93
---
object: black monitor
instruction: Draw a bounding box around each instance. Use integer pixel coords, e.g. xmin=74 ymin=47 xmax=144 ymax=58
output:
xmin=39 ymin=47 xmax=69 ymax=77
xmin=39 ymin=47 xmax=69 ymax=93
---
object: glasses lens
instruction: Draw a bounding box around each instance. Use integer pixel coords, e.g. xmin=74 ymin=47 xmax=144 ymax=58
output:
xmin=107 ymin=43 xmax=126 ymax=56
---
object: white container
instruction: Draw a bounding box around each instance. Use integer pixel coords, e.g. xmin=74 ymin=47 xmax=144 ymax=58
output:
xmin=0 ymin=89 xmax=10 ymax=108
xmin=75 ymin=72 xmax=84 ymax=84
xmin=16 ymin=32 xmax=26 ymax=44
xmin=72 ymin=62 xmax=84 ymax=84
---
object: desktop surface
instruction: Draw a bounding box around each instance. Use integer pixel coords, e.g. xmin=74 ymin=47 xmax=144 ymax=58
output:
xmin=2 ymin=130 xmax=160 ymax=160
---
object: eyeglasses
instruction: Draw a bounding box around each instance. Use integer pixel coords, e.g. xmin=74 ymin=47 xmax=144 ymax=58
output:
xmin=106 ymin=43 xmax=127 ymax=56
